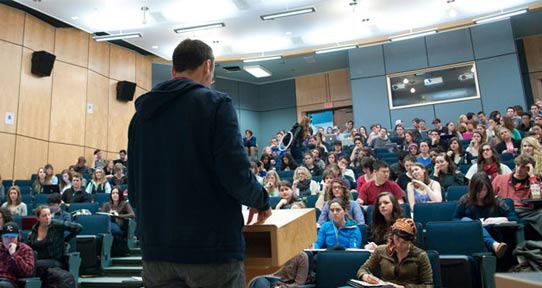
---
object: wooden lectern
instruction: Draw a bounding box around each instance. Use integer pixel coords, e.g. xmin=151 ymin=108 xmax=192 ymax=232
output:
xmin=243 ymin=208 xmax=317 ymax=285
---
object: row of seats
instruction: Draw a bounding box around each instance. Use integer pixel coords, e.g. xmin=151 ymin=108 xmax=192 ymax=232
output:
xmin=15 ymin=193 xmax=113 ymax=211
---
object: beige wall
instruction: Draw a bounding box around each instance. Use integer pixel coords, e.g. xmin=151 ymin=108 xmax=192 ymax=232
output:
xmin=0 ymin=4 xmax=152 ymax=180
xmin=523 ymin=35 xmax=542 ymax=102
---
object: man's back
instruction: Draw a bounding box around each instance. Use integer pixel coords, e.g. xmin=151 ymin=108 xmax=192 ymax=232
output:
xmin=128 ymin=78 xmax=269 ymax=264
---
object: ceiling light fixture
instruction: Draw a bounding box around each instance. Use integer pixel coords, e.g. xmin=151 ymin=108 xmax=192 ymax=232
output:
xmin=260 ymin=7 xmax=316 ymax=20
xmin=141 ymin=6 xmax=149 ymax=25
xmin=243 ymin=65 xmax=272 ymax=78
xmin=314 ymin=45 xmax=356 ymax=54
xmin=173 ymin=22 xmax=225 ymax=33
xmin=473 ymin=9 xmax=528 ymax=24
xmin=357 ymin=40 xmax=389 ymax=48
xmin=242 ymin=55 xmax=282 ymax=63
xmin=93 ymin=32 xmax=143 ymax=42
xmin=390 ymin=30 xmax=438 ymax=42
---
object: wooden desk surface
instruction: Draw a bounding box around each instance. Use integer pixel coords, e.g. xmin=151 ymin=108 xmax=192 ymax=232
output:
xmin=495 ymin=272 xmax=542 ymax=288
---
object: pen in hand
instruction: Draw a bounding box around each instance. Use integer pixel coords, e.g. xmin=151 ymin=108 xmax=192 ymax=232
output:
xmin=363 ymin=268 xmax=380 ymax=284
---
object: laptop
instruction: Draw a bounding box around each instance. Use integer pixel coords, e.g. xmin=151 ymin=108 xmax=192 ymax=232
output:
xmin=42 ymin=184 xmax=60 ymax=194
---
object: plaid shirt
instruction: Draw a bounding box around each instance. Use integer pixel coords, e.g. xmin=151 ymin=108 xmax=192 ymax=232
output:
xmin=0 ymin=242 xmax=35 ymax=285
xmin=27 ymin=219 xmax=82 ymax=262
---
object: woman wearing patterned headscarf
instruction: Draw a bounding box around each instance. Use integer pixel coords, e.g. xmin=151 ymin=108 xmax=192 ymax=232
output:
xmin=357 ymin=218 xmax=433 ymax=287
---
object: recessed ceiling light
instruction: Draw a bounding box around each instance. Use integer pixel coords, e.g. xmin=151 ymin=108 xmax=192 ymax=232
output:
xmin=93 ymin=32 xmax=143 ymax=42
xmin=71 ymin=16 xmax=79 ymax=20
xmin=390 ymin=30 xmax=438 ymax=42
xmin=243 ymin=65 xmax=272 ymax=78
xmin=314 ymin=45 xmax=356 ymax=54
xmin=242 ymin=55 xmax=282 ymax=63
xmin=449 ymin=9 xmax=457 ymax=18
xmin=260 ymin=7 xmax=316 ymax=20
xmin=473 ymin=9 xmax=528 ymax=24
xmin=410 ymin=88 xmax=416 ymax=93
xmin=173 ymin=22 xmax=225 ymax=33
xmin=151 ymin=45 xmax=158 ymax=49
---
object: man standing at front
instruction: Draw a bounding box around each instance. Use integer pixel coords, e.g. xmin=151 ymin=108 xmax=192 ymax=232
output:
xmin=128 ymin=39 xmax=271 ymax=287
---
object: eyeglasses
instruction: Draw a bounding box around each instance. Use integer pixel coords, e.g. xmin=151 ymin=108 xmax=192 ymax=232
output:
xmin=332 ymin=185 xmax=343 ymax=190
xmin=482 ymin=148 xmax=492 ymax=152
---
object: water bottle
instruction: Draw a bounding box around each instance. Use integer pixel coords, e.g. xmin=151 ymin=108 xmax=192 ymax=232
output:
xmin=531 ymin=183 xmax=540 ymax=199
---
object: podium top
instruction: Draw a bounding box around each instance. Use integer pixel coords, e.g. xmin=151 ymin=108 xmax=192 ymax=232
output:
xmin=243 ymin=208 xmax=314 ymax=229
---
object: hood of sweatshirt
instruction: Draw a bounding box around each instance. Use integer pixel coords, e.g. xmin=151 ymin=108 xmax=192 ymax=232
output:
xmin=135 ymin=78 xmax=202 ymax=119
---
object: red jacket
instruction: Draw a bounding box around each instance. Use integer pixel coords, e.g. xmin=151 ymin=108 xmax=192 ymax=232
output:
xmin=0 ymin=242 xmax=35 ymax=287
xmin=492 ymin=173 xmax=534 ymax=209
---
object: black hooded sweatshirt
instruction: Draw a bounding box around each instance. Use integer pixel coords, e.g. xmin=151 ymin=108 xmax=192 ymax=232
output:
xmin=128 ymin=78 xmax=269 ymax=264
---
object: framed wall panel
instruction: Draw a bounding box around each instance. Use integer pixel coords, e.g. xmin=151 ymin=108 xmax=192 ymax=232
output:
xmin=49 ymin=62 xmax=87 ymax=145
xmin=55 ymin=28 xmax=89 ymax=67
xmin=110 ymin=45 xmax=135 ymax=82
xmin=13 ymin=136 xmax=48 ymax=180
xmin=136 ymin=54 xmax=152 ymax=91
xmin=523 ymin=35 xmax=542 ymax=73
xmin=295 ymin=74 xmax=327 ymax=106
xmin=17 ymin=48 xmax=53 ymax=140
xmin=85 ymin=71 xmax=109 ymax=149
xmin=0 ymin=4 xmax=24 ymax=45
xmin=88 ymin=38 xmax=110 ymax=76
xmin=48 ymin=142 xmax=84 ymax=174
xmin=0 ymin=41 xmax=22 ymax=133
xmin=23 ymin=14 xmax=55 ymax=53
xmin=329 ymin=69 xmax=352 ymax=102
xmin=0 ymin=133 xmax=16 ymax=180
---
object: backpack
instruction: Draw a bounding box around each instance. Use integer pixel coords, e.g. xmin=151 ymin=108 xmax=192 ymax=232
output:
xmin=46 ymin=267 xmax=76 ymax=288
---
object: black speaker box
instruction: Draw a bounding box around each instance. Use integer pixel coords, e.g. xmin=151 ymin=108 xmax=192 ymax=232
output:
xmin=116 ymin=81 xmax=136 ymax=102
xmin=31 ymin=51 xmax=56 ymax=77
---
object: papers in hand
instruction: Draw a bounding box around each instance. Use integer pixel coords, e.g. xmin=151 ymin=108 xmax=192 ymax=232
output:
xmin=347 ymin=278 xmax=385 ymax=287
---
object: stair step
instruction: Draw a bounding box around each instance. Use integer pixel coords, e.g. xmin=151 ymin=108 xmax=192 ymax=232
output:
xmin=129 ymin=248 xmax=141 ymax=255
xmin=79 ymin=276 xmax=142 ymax=288
xmin=102 ymin=266 xmax=142 ymax=277
xmin=112 ymin=256 xmax=142 ymax=266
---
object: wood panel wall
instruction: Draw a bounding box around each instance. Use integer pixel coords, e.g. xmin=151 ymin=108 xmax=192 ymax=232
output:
xmin=0 ymin=4 xmax=152 ymax=180
xmin=523 ymin=35 xmax=542 ymax=102
xmin=294 ymin=69 xmax=352 ymax=121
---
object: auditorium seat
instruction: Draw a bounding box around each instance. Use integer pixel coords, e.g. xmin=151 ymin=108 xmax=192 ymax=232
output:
xmin=68 ymin=202 xmax=99 ymax=214
xmin=446 ymin=186 xmax=468 ymax=201
xmin=76 ymin=214 xmax=113 ymax=269
xmin=413 ymin=202 xmax=457 ymax=228
xmin=14 ymin=179 xmax=33 ymax=187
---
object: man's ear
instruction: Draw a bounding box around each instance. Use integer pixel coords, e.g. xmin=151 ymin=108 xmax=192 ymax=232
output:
xmin=171 ymin=66 xmax=176 ymax=78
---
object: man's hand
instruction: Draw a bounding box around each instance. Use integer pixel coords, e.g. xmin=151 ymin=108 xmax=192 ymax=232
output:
xmin=247 ymin=208 xmax=272 ymax=225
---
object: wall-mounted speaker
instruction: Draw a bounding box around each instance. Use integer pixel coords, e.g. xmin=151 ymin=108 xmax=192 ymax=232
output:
xmin=31 ymin=51 xmax=56 ymax=77
xmin=116 ymin=81 xmax=137 ymax=102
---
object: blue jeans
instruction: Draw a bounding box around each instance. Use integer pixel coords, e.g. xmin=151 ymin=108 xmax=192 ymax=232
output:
xmin=460 ymin=217 xmax=496 ymax=251
xmin=143 ymin=260 xmax=245 ymax=288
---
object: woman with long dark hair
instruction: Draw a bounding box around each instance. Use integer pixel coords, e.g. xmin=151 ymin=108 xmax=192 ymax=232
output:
xmin=453 ymin=172 xmax=517 ymax=257
xmin=431 ymin=153 xmax=465 ymax=190
xmin=364 ymin=192 xmax=404 ymax=250
xmin=447 ymin=137 xmax=473 ymax=166
xmin=465 ymin=143 xmax=512 ymax=181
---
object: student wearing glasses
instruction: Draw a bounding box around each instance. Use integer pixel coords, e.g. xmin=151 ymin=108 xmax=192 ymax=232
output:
xmin=317 ymin=178 xmax=364 ymax=227
xmin=465 ymin=143 xmax=511 ymax=181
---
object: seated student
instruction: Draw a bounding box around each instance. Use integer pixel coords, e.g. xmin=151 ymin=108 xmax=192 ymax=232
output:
xmin=110 ymin=163 xmax=128 ymax=186
xmin=0 ymin=208 xmax=12 ymax=227
xmin=27 ymin=206 xmax=82 ymax=286
xmin=71 ymin=156 xmax=92 ymax=175
xmin=86 ymin=168 xmax=112 ymax=195
xmin=113 ymin=149 xmax=128 ymax=168
xmin=493 ymin=154 xmax=542 ymax=240
xmin=357 ymin=218 xmax=433 ymax=287
xmin=407 ymin=142 xmax=419 ymax=158
xmin=396 ymin=155 xmax=417 ymax=191
xmin=332 ymin=140 xmax=345 ymax=158
xmin=520 ymin=137 xmax=542 ymax=178
xmin=47 ymin=193 xmax=71 ymax=222
xmin=44 ymin=164 xmax=58 ymax=185
xmin=32 ymin=167 xmax=46 ymax=196
xmin=1 ymin=186 xmax=27 ymax=216
xmin=431 ymin=153 xmax=465 ymax=190
xmin=349 ymin=137 xmax=365 ymax=168
xmin=370 ymin=127 xmax=391 ymax=148
xmin=61 ymin=173 xmax=88 ymax=204
xmin=292 ymin=167 xmax=320 ymax=196
xmin=311 ymin=148 xmax=326 ymax=171
xmin=93 ymin=149 xmax=106 ymax=169
xmin=365 ymin=192 xmax=404 ymax=250
xmin=454 ymin=172 xmax=516 ymax=257
xmin=58 ymin=169 xmax=72 ymax=193
xmin=101 ymin=186 xmax=135 ymax=256
xmin=416 ymin=140 xmax=432 ymax=168
xmin=465 ymin=143 xmax=512 ymax=181
xmin=279 ymin=152 xmax=298 ymax=171
xmin=389 ymin=151 xmax=408 ymax=181
xmin=275 ymin=181 xmax=299 ymax=210
xmin=357 ymin=160 xmax=405 ymax=205
xmin=263 ymin=170 xmax=281 ymax=197
xmin=338 ymin=156 xmax=356 ymax=186
xmin=495 ymin=127 xmax=521 ymax=156
xmin=103 ymin=160 xmax=115 ymax=179
xmin=315 ymin=169 xmax=337 ymax=210
xmin=0 ymin=222 xmax=35 ymax=288
xmin=356 ymin=157 xmax=376 ymax=191
xmin=318 ymin=178 xmax=364 ymax=226
xmin=302 ymin=153 xmax=321 ymax=177
xmin=260 ymin=153 xmax=273 ymax=172
xmin=406 ymin=163 xmax=442 ymax=211
xmin=447 ymin=137 xmax=474 ymax=167
xmin=314 ymin=198 xmax=362 ymax=249
xmin=243 ymin=129 xmax=258 ymax=159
